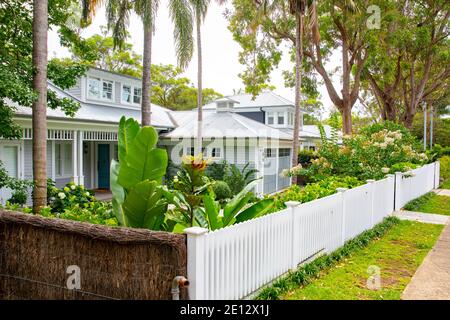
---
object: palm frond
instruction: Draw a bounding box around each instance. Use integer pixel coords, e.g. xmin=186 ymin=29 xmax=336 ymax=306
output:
xmin=106 ymin=0 xmax=132 ymax=49
xmin=81 ymin=0 xmax=105 ymax=25
xmin=170 ymin=0 xmax=194 ymax=70
xmin=135 ymin=0 xmax=160 ymax=29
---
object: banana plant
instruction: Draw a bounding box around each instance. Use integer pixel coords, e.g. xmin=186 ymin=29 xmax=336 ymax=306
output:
xmin=110 ymin=116 xmax=169 ymax=230
xmin=167 ymin=180 xmax=273 ymax=231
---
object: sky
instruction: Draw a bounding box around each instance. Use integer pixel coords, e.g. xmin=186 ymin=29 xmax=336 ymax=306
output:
xmin=48 ymin=2 xmax=341 ymax=118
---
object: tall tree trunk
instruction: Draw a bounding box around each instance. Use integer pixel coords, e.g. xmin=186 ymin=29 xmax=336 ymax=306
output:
xmin=341 ymin=105 xmax=352 ymax=135
xmin=195 ymin=13 xmax=203 ymax=157
xmin=291 ymin=11 xmax=303 ymax=185
xmin=141 ymin=23 xmax=152 ymax=126
xmin=32 ymin=0 xmax=48 ymax=214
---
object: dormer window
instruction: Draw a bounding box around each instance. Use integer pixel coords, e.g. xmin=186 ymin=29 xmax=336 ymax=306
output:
xmin=122 ymin=84 xmax=142 ymax=105
xmin=288 ymin=112 xmax=293 ymax=126
xmin=88 ymin=77 xmax=114 ymax=101
xmin=267 ymin=112 xmax=274 ymax=125
xmin=277 ymin=112 xmax=285 ymax=125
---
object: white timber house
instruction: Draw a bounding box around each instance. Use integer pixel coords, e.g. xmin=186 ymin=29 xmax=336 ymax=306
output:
xmin=0 ymin=67 xmax=337 ymax=203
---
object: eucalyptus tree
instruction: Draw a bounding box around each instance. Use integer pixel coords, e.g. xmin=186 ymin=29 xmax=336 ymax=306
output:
xmin=32 ymin=0 xmax=49 ymax=212
xmin=364 ymin=0 xmax=450 ymax=128
xmin=82 ymin=0 xmax=194 ymax=126
xmin=228 ymin=0 xmax=371 ymax=135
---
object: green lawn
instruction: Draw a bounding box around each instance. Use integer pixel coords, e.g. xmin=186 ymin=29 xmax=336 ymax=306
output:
xmin=404 ymin=192 xmax=450 ymax=216
xmin=441 ymin=179 xmax=450 ymax=189
xmin=283 ymin=220 xmax=443 ymax=300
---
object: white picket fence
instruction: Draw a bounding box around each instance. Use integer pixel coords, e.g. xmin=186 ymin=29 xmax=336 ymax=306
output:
xmin=394 ymin=162 xmax=440 ymax=210
xmin=185 ymin=161 xmax=440 ymax=300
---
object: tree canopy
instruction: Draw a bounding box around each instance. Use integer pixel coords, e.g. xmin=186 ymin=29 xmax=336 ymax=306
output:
xmin=0 ymin=0 xmax=88 ymax=139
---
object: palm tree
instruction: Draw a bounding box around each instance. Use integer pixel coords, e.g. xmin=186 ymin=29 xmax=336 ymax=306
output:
xmin=32 ymin=0 xmax=49 ymax=213
xmin=82 ymin=0 xmax=193 ymax=127
xmin=189 ymin=0 xmax=225 ymax=156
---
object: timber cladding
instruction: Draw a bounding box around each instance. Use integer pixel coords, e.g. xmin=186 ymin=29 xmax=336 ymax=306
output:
xmin=0 ymin=210 xmax=187 ymax=300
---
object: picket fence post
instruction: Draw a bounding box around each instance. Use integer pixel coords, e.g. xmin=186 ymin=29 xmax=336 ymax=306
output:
xmin=286 ymin=201 xmax=301 ymax=270
xmin=337 ymin=187 xmax=348 ymax=245
xmin=434 ymin=160 xmax=440 ymax=189
xmin=366 ymin=179 xmax=376 ymax=226
xmin=185 ymin=226 xmax=208 ymax=300
xmin=386 ymin=174 xmax=395 ymax=213
xmin=394 ymin=172 xmax=403 ymax=211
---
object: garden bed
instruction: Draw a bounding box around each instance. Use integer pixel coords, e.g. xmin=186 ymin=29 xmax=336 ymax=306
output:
xmin=404 ymin=192 xmax=450 ymax=216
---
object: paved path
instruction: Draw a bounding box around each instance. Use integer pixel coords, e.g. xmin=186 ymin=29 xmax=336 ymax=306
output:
xmin=392 ymin=210 xmax=449 ymax=225
xmin=402 ymin=221 xmax=450 ymax=300
xmin=433 ymin=189 xmax=450 ymax=197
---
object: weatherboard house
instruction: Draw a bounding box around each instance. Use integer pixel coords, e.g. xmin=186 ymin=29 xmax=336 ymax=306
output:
xmin=0 ymin=68 xmax=335 ymax=203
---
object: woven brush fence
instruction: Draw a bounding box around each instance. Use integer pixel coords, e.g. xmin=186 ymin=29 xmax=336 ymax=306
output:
xmin=0 ymin=210 xmax=187 ymax=300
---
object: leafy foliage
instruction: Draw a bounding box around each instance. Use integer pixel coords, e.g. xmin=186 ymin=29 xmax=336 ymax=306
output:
xmin=212 ymin=180 xmax=233 ymax=202
xmin=296 ymin=122 xmax=428 ymax=181
xmin=0 ymin=0 xmax=88 ymax=139
xmin=0 ymin=161 xmax=33 ymax=205
xmin=269 ymin=176 xmax=362 ymax=213
xmin=110 ymin=116 xmax=169 ymax=230
xmin=47 ymin=181 xmax=96 ymax=213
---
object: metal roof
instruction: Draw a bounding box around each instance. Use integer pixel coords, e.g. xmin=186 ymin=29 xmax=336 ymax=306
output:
xmin=163 ymin=110 xmax=293 ymax=140
xmin=203 ymin=91 xmax=297 ymax=110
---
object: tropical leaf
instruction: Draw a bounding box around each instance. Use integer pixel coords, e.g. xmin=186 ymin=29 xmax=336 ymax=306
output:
xmin=118 ymin=126 xmax=168 ymax=189
xmin=222 ymin=180 xmax=258 ymax=225
xmin=118 ymin=116 xmax=139 ymax=164
xmin=121 ymin=180 xmax=167 ymax=229
xmin=203 ymin=193 xmax=221 ymax=230
xmin=235 ymin=198 xmax=273 ymax=223
xmin=110 ymin=159 xmax=126 ymax=225
xmin=193 ymin=207 xmax=209 ymax=228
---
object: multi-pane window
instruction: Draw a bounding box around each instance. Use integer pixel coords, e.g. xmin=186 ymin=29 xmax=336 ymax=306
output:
xmin=122 ymin=84 xmax=142 ymax=105
xmin=102 ymin=80 xmax=113 ymax=100
xmin=277 ymin=112 xmax=285 ymax=125
xmin=264 ymin=148 xmax=275 ymax=158
xmin=278 ymin=148 xmax=291 ymax=157
xmin=133 ymin=87 xmax=142 ymax=104
xmin=55 ymin=142 xmax=72 ymax=177
xmin=88 ymin=77 xmax=113 ymax=101
xmin=267 ymin=112 xmax=274 ymax=125
xmin=211 ymin=147 xmax=221 ymax=158
xmin=122 ymin=85 xmax=132 ymax=103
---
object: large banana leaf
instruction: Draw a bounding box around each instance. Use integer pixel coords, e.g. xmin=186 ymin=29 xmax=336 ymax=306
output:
xmin=203 ymin=194 xmax=221 ymax=230
xmin=118 ymin=126 xmax=168 ymax=189
xmin=235 ymin=198 xmax=273 ymax=224
xmin=122 ymin=180 xmax=168 ymax=229
xmin=118 ymin=116 xmax=139 ymax=164
xmin=110 ymin=159 xmax=126 ymax=226
xmin=222 ymin=180 xmax=258 ymax=225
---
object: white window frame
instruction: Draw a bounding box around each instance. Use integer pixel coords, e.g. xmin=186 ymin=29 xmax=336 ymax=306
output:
xmin=121 ymin=83 xmax=142 ymax=105
xmin=211 ymin=147 xmax=222 ymax=159
xmin=87 ymin=77 xmax=115 ymax=102
xmin=186 ymin=147 xmax=195 ymax=156
xmin=0 ymin=142 xmax=22 ymax=179
xmin=55 ymin=142 xmax=73 ymax=178
xmin=267 ymin=112 xmax=275 ymax=125
xmin=277 ymin=112 xmax=285 ymax=125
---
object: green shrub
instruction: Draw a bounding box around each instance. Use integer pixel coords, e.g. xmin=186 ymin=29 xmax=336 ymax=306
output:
xmin=205 ymin=161 xmax=228 ymax=181
xmin=404 ymin=192 xmax=434 ymax=211
xmin=298 ymin=149 xmax=318 ymax=165
xmin=269 ymin=176 xmax=362 ymax=212
xmin=8 ymin=190 xmax=28 ymax=206
xmin=212 ymin=180 xmax=232 ymax=201
xmin=389 ymin=162 xmax=418 ymax=174
xmin=440 ymin=156 xmax=450 ymax=182
xmin=48 ymin=182 xmax=96 ymax=213
xmin=223 ymin=163 xmax=259 ymax=195
xmin=296 ymin=121 xmax=428 ymax=182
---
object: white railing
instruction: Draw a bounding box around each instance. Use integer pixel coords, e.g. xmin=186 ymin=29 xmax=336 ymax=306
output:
xmin=394 ymin=162 xmax=440 ymax=210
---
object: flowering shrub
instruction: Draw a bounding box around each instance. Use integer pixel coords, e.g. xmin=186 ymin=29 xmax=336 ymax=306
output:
xmin=47 ymin=181 xmax=96 ymax=213
xmin=269 ymin=176 xmax=362 ymax=212
xmin=296 ymin=122 xmax=428 ymax=181
xmin=40 ymin=202 xmax=117 ymax=226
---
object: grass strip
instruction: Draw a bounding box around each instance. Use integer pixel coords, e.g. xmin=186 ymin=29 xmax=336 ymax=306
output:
xmin=256 ymin=216 xmax=400 ymax=300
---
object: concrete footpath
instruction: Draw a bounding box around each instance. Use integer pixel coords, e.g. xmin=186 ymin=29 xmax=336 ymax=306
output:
xmin=393 ymin=210 xmax=449 ymax=225
xmin=402 ymin=221 xmax=450 ymax=300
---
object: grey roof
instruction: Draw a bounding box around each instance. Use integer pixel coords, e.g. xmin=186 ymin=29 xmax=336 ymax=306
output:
xmin=281 ymin=125 xmax=342 ymax=142
xmin=11 ymin=82 xmax=176 ymax=128
xmin=203 ymin=91 xmax=296 ymax=110
xmin=163 ymin=110 xmax=293 ymax=140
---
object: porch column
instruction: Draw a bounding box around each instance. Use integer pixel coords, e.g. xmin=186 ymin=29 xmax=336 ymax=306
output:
xmin=72 ymin=130 xmax=78 ymax=184
xmin=78 ymin=131 xmax=84 ymax=186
